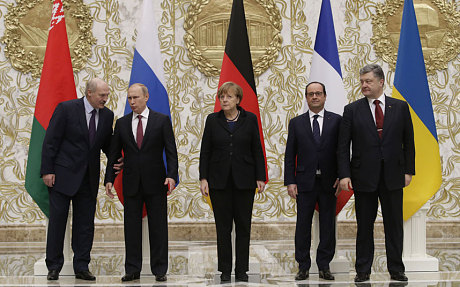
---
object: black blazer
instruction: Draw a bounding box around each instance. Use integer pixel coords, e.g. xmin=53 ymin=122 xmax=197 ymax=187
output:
xmin=337 ymin=96 xmax=415 ymax=192
xmin=284 ymin=110 xmax=342 ymax=192
xmin=41 ymin=98 xmax=114 ymax=197
xmin=105 ymin=108 xmax=178 ymax=196
xmin=199 ymin=107 xmax=266 ymax=190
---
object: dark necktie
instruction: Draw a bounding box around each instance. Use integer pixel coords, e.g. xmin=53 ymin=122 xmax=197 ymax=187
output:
xmin=312 ymin=114 xmax=320 ymax=145
xmin=136 ymin=115 xmax=143 ymax=149
xmin=374 ymin=100 xmax=384 ymax=138
xmin=88 ymin=109 xmax=96 ymax=146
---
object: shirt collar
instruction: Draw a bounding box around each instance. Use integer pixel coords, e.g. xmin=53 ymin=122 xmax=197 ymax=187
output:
xmin=83 ymin=97 xmax=97 ymax=114
xmin=133 ymin=107 xmax=149 ymax=120
xmin=368 ymin=93 xmax=385 ymax=106
xmin=308 ymin=109 xmax=325 ymax=118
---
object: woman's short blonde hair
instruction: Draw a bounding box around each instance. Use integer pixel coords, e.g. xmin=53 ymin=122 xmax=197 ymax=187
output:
xmin=217 ymin=82 xmax=243 ymax=105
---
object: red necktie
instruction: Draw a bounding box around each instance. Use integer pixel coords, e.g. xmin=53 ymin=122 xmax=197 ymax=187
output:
xmin=374 ymin=100 xmax=384 ymax=138
xmin=136 ymin=115 xmax=143 ymax=149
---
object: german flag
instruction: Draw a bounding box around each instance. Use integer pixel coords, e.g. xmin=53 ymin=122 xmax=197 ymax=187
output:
xmin=214 ymin=0 xmax=268 ymax=183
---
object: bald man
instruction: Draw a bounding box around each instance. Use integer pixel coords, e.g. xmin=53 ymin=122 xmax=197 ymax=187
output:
xmin=41 ymin=78 xmax=114 ymax=281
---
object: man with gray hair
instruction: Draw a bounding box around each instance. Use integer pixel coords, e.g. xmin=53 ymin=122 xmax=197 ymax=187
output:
xmin=337 ymin=64 xmax=415 ymax=282
xmin=41 ymin=78 xmax=115 ymax=281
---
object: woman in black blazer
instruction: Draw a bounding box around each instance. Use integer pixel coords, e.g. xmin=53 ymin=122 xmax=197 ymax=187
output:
xmin=199 ymin=82 xmax=266 ymax=282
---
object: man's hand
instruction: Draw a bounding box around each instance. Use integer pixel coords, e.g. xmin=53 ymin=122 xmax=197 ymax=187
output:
xmin=339 ymin=177 xmax=353 ymax=191
xmin=114 ymin=157 xmax=124 ymax=175
xmin=405 ymin=174 xmax=413 ymax=187
xmin=105 ymin=182 xmax=115 ymax=199
xmin=333 ymin=178 xmax=341 ymax=197
xmin=200 ymin=179 xmax=209 ymax=197
xmin=287 ymin=184 xmax=298 ymax=199
xmin=43 ymin=174 xmax=55 ymax=187
xmin=256 ymin=180 xmax=265 ymax=193
xmin=164 ymin=178 xmax=176 ymax=195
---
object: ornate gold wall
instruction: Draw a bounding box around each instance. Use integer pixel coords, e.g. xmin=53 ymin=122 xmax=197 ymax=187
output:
xmin=0 ymin=0 xmax=458 ymax=227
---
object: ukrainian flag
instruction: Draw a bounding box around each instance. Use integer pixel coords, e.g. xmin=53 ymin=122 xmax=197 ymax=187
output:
xmin=391 ymin=0 xmax=442 ymax=220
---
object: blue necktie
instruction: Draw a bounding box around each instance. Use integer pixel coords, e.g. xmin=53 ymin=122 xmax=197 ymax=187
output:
xmin=88 ymin=109 xmax=96 ymax=146
xmin=312 ymin=114 xmax=320 ymax=145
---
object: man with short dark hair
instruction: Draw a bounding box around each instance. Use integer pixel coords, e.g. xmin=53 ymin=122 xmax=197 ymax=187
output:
xmin=41 ymin=78 xmax=114 ymax=281
xmin=338 ymin=64 xmax=415 ymax=282
xmin=285 ymin=81 xmax=342 ymax=281
xmin=105 ymin=83 xmax=178 ymax=282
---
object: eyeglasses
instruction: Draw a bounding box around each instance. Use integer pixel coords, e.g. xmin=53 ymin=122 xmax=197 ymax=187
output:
xmin=306 ymin=91 xmax=324 ymax=97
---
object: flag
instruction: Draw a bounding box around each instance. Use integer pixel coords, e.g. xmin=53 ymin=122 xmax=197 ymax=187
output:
xmin=309 ymin=0 xmax=351 ymax=215
xmin=214 ymin=0 xmax=268 ymax=182
xmin=24 ymin=0 xmax=77 ymax=218
xmin=391 ymin=0 xmax=442 ymax=220
xmin=114 ymin=0 xmax=174 ymax=210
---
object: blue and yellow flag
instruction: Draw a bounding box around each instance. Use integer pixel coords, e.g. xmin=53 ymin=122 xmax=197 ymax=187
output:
xmin=392 ymin=0 xmax=442 ymax=220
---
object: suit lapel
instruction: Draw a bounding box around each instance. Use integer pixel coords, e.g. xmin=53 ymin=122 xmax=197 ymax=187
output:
xmin=320 ymin=111 xmax=330 ymax=146
xmin=216 ymin=110 xmax=232 ymax=133
xmin=382 ymin=96 xmax=395 ymax=139
xmin=77 ymin=98 xmax=90 ymax=146
xmin=302 ymin=112 xmax=314 ymax=140
xmin=124 ymin=112 xmax=137 ymax=149
xmin=359 ymin=98 xmax=380 ymax=141
xmin=141 ymin=109 xmax=156 ymax=149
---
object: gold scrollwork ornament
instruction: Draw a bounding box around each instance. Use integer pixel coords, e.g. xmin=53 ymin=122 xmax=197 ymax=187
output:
xmin=184 ymin=0 xmax=282 ymax=77
xmin=371 ymin=0 xmax=460 ymax=74
xmin=1 ymin=0 xmax=95 ymax=78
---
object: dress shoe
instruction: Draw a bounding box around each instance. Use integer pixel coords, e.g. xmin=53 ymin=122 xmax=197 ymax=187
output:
xmin=390 ymin=271 xmax=408 ymax=281
xmin=220 ymin=273 xmax=231 ymax=282
xmin=319 ymin=269 xmax=335 ymax=280
xmin=295 ymin=269 xmax=309 ymax=280
xmin=47 ymin=270 xmax=59 ymax=280
xmin=235 ymin=272 xmax=248 ymax=282
xmin=121 ymin=272 xmax=140 ymax=282
xmin=354 ymin=272 xmax=370 ymax=282
xmin=155 ymin=274 xmax=167 ymax=282
xmin=75 ymin=270 xmax=96 ymax=281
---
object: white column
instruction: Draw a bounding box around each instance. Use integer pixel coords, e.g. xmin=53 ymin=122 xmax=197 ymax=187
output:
xmin=402 ymin=202 xmax=438 ymax=271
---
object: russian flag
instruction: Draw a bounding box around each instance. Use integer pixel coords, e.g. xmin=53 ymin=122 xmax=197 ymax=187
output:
xmin=114 ymin=0 xmax=174 ymax=206
xmin=391 ymin=0 xmax=441 ymax=220
xmin=308 ymin=0 xmax=351 ymax=215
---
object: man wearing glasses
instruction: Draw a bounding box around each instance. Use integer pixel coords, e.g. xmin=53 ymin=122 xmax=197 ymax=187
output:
xmin=284 ymin=82 xmax=342 ymax=281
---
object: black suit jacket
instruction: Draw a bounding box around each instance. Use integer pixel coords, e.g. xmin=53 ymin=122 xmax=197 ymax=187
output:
xmin=41 ymin=98 xmax=114 ymax=197
xmin=284 ymin=110 xmax=342 ymax=192
xmin=105 ymin=108 xmax=178 ymax=196
xmin=337 ymin=96 xmax=415 ymax=192
xmin=199 ymin=107 xmax=266 ymax=190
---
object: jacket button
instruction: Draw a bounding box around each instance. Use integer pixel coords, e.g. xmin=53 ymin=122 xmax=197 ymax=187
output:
xmin=230 ymin=152 xmax=233 ymax=156
xmin=230 ymin=143 xmax=233 ymax=146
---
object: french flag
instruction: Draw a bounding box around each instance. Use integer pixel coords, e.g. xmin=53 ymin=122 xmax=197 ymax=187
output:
xmin=309 ymin=0 xmax=350 ymax=214
xmin=114 ymin=0 xmax=173 ymax=206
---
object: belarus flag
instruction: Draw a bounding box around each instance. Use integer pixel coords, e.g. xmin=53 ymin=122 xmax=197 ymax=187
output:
xmin=25 ymin=0 xmax=77 ymax=217
xmin=309 ymin=0 xmax=351 ymax=215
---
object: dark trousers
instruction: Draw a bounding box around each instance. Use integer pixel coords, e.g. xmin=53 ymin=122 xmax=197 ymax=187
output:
xmin=354 ymin=175 xmax=404 ymax=273
xmin=295 ymin=177 xmax=336 ymax=271
xmin=209 ymin=181 xmax=255 ymax=274
xmin=123 ymin=184 xmax=168 ymax=275
xmin=46 ymin=172 xmax=96 ymax=273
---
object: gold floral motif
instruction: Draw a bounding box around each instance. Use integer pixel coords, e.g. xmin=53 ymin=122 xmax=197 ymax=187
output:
xmin=183 ymin=0 xmax=282 ymax=77
xmin=1 ymin=0 xmax=95 ymax=78
xmin=371 ymin=0 xmax=460 ymax=74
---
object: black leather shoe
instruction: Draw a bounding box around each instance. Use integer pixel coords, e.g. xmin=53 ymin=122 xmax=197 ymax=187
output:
xmin=390 ymin=271 xmax=408 ymax=281
xmin=47 ymin=270 xmax=59 ymax=280
xmin=295 ymin=270 xmax=309 ymax=280
xmin=121 ymin=272 xmax=140 ymax=282
xmin=75 ymin=270 xmax=96 ymax=281
xmin=354 ymin=272 xmax=370 ymax=282
xmin=235 ymin=272 xmax=248 ymax=282
xmin=220 ymin=273 xmax=231 ymax=282
xmin=155 ymin=274 xmax=167 ymax=282
xmin=319 ymin=269 xmax=335 ymax=280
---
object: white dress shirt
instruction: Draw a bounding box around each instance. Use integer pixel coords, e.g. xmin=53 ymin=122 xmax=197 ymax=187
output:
xmin=132 ymin=108 xmax=149 ymax=142
xmin=83 ymin=97 xmax=99 ymax=129
xmin=308 ymin=108 xmax=325 ymax=135
xmin=367 ymin=93 xmax=386 ymax=124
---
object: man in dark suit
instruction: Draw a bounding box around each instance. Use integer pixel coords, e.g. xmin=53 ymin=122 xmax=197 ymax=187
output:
xmin=284 ymin=82 xmax=341 ymax=281
xmin=105 ymin=83 xmax=178 ymax=282
xmin=337 ymin=64 xmax=415 ymax=282
xmin=41 ymin=78 xmax=114 ymax=281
